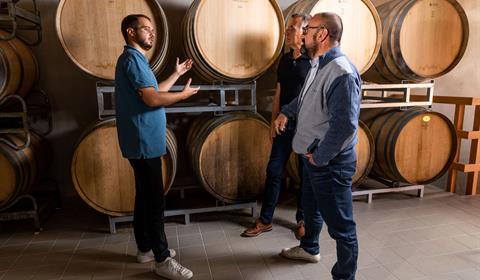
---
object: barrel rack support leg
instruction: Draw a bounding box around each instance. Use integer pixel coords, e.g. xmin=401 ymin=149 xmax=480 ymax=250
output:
xmin=108 ymin=215 xmax=133 ymax=234
xmin=0 ymin=194 xmax=49 ymax=234
xmin=352 ymin=184 xmax=425 ymax=204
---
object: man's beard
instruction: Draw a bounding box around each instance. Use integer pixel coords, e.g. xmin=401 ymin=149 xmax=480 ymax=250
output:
xmin=136 ymin=34 xmax=153 ymax=51
xmin=305 ymin=40 xmax=317 ymax=58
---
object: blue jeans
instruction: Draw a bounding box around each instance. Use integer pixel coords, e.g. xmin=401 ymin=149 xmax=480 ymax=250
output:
xmin=300 ymin=156 xmax=358 ymax=280
xmin=260 ymin=127 xmax=304 ymax=224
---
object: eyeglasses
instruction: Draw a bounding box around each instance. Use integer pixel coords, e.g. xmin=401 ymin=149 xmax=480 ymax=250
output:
xmin=302 ymin=25 xmax=326 ymax=34
xmin=135 ymin=26 xmax=155 ymax=35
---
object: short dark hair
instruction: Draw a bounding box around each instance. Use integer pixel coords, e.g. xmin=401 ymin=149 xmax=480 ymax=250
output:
xmin=121 ymin=14 xmax=151 ymax=43
xmin=317 ymin=12 xmax=343 ymax=43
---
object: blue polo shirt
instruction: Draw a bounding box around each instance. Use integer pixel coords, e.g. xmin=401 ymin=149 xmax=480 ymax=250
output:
xmin=115 ymin=45 xmax=166 ymax=159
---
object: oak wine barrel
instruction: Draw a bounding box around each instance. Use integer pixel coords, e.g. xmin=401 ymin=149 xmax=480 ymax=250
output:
xmin=0 ymin=30 xmax=38 ymax=100
xmin=0 ymin=132 xmax=49 ymax=211
xmin=187 ymin=112 xmax=271 ymax=203
xmin=56 ymin=0 xmax=169 ymax=80
xmin=182 ymin=0 xmax=285 ymax=83
xmin=362 ymin=0 xmax=469 ymax=83
xmin=285 ymin=120 xmax=375 ymax=187
xmin=284 ymin=0 xmax=382 ymax=74
xmin=71 ymin=118 xmax=177 ymax=216
xmin=369 ymin=107 xmax=456 ymax=184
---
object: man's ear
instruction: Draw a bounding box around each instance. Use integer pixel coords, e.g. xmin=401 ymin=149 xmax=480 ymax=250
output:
xmin=126 ymin=27 xmax=135 ymax=38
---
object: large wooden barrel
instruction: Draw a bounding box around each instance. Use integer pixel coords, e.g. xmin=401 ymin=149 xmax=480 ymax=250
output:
xmin=0 ymin=132 xmax=49 ymax=211
xmin=187 ymin=112 xmax=271 ymax=203
xmin=363 ymin=0 xmax=469 ymax=83
xmin=56 ymin=0 xmax=169 ymax=81
xmin=369 ymin=107 xmax=456 ymax=184
xmin=71 ymin=118 xmax=177 ymax=216
xmin=284 ymin=0 xmax=381 ymax=74
xmin=285 ymin=120 xmax=375 ymax=187
xmin=0 ymin=30 xmax=38 ymax=100
xmin=183 ymin=0 xmax=285 ymax=83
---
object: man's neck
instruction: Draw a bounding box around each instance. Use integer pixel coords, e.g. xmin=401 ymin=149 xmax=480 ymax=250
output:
xmin=128 ymin=42 xmax=146 ymax=56
xmin=308 ymin=42 xmax=339 ymax=60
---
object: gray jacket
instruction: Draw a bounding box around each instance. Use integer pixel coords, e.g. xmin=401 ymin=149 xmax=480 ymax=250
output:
xmin=281 ymin=47 xmax=361 ymax=166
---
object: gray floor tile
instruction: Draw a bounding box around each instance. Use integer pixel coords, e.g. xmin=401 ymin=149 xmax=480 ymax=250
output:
xmin=208 ymin=256 xmax=238 ymax=273
xmin=180 ymin=258 xmax=211 ymax=275
xmin=177 ymin=224 xmax=201 ymax=237
xmin=212 ymin=268 xmax=243 ymax=280
xmin=178 ymin=234 xmax=203 ymax=248
xmin=201 ymin=231 xmax=227 ymax=246
xmin=0 ymin=256 xmax=15 ymax=271
xmin=1 ymin=267 xmax=38 ymax=280
xmin=408 ymin=254 xmax=477 ymax=276
xmin=240 ymin=266 xmax=275 ymax=280
xmin=179 ymin=245 xmax=207 ymax=262
xmin=383 ymin=261 xmax=426 ymax=280
xmin=204 ymin=243 xmax=233 ymax=259
xmin=358 ymin=265 xmax=400 ymax=280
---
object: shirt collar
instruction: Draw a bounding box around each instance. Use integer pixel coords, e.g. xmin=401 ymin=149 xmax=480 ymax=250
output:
xmin=124 ymin=45 xmax=148 ymax=62
xmin=310 ymin=57 xmax=319 ymax=68
xmin=124 ymin=45 xmax=145 ymax=55
xmin=317 ymin=46 xmax=342 ymax=69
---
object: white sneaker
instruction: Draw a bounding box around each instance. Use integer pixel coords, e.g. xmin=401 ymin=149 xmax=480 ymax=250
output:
xmin=136 ymin=249 xmax=176 ymax=263
xmin=280 ymin=246 xmax=320 ymax=263
xmin=155 ymin=257 xmax=193 ymax=280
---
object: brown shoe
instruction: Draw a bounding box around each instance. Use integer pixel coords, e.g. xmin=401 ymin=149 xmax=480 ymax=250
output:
xmin=295 ymin=220 xmax=305 ymax=240
xmin=242 ymin=219 xmax=272 ymax=237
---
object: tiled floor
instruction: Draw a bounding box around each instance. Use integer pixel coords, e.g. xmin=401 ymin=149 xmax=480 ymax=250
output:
xmin=1 ymin=185 xmax=480 ymax=279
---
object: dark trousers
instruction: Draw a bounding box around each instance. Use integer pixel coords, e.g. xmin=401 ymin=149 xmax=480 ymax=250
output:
xmin=260 ymin=127 xmax=304 ymax=224
xmin=128 ymin=157 xmax=170 ymax=263
xmin=300 ymin=157 xmax=358 ymax=280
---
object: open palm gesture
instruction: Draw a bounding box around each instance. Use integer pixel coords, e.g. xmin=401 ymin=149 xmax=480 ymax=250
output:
xmin=176 ymin=57 xmax=193 ymax=76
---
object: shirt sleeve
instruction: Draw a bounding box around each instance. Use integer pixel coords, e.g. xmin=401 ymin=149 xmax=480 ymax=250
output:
xmin=312 ymin=73 xmax=361 ymax=166
xmin=280 ymin=96 xmax=299 ymax=120
xmin=124 ymin=56 xmax=156 ymax=91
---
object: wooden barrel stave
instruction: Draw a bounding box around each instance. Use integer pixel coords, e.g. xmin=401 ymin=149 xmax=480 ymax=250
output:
xmin=0 ymin=30 xmax=39 ymax=97
xmin=71 ymin=118 xmax=177 ymax=216
xmin=363 ymin=0 xmax=469 ymax=83
xmin=284 ymin=0 xmax=382 ymax=74
xmin=183 ymin=0 xmax=285 ymax=83
xmin=55 ymin=0 xmax=169 ymax=80
xmin=188 ymin=112 xmax=271 ymax=203
xmin=0 ymin=132 xmax=48 ymax=210
xmin=369 ymin=108 xmax=456 ymax=184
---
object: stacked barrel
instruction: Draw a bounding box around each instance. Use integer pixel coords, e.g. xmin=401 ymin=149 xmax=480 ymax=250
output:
xmin=56 ymin=0 xmax=175 ymax=216
xmin=0 ymin=24 xmax=48 ymax=211
xmin=55 ymin=0 xmax=169 ymax=80
xmin=182 ymin=0 xmax=285 ymax=83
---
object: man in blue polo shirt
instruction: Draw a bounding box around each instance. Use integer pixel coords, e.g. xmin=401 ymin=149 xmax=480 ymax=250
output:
xmin=115 ymin=14 xmax=199 ymax=280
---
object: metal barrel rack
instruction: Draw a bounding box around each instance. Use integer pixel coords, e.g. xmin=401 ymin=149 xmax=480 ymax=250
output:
xmin=96 ymin=82 xmax=259 ymax=233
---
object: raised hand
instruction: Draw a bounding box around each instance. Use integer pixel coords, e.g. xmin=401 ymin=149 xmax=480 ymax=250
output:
xmin=176 ymin=57 xmax=193 ymax=76
xmin=182 ymin=78 xmax=200 ymax=98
